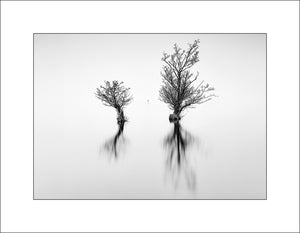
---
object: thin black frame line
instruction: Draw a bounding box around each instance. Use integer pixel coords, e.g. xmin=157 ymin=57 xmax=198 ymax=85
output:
xmin=33 ymin=198 xmax=268 ymax=200
xmin=0 ymin=0 xmax=2 ymax=232
xmin=266 ymin=34 xmax=267 ymax=200
xmin=1 ymin=0 xmax=298 ymax=1
xmin=33 ymin=33 xmax=267 ymax=201
xmin=33 ymin=33 xmax=267 ymax=34
xmin=33 ymin=34 xmax=35 ymax=200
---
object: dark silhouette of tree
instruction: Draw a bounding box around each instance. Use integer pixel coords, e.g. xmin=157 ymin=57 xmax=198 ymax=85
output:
xmin=96 ymin=80 xmax=132 ymax=124
xmin=164 ymin=122 xmax=196 ymax=190
xmin=159 ymin=39 xmax=215 ymax=120
xmin=103 ymin=120 xmax=126 ymax=158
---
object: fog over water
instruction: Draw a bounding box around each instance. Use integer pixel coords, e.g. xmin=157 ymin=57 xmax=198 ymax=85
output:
xmin=34 ymin=34 xmax=266 ymax=199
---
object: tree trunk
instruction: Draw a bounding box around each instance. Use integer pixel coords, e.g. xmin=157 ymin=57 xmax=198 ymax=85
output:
xmin=117 ymin=109 xmax=125 ymax=125
xmin=169 ymin=113 xmax=181 ymax=123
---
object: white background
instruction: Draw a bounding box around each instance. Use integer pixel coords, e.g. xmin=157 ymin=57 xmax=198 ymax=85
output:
xmin=1 ymin=1 xmax=299 ymax=232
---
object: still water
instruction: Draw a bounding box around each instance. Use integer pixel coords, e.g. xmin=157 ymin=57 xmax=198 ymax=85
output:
xmin=34 ymin=100 xmax=266 ymax=199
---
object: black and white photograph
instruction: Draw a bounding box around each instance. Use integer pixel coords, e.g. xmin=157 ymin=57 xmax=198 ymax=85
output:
xmin=1 ymin=0 xmax=299 ymax=232
xmin=34 ymin=33 xmax=266 ymax=200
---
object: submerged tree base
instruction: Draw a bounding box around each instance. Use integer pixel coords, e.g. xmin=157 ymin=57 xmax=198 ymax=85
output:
xmin=117 ymin=113 xmax=127 ymax=125
xmin=117 ymin=117 xmax=126 ymax=125
xmin=169 ymin=114 xmax=181 ymax=123
xmin=117 ymin=110 xmax=127 ymax=125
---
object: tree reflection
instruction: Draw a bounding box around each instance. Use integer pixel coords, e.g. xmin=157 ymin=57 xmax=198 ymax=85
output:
xmin=163 ymin=122 xmax=197 ymax=190
xmin=103 ymin=121 xmax=126 ymax=159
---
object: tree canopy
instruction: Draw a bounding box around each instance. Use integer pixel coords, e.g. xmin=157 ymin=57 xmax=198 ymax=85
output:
xmin=159 ymin=39 xmax=215 ymax=116
xmin=95 ymin=80 xmax=132 ymax=112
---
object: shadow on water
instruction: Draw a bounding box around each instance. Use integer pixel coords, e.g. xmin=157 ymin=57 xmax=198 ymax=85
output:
xmin=102 ymin=121 xmax=127 ymax=159
xmin=163 ymin=121 xmax=197 ymax=191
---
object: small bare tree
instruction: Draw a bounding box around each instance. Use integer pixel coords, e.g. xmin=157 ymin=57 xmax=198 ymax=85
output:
xmin=159 ymin=39 xmax=215 ymax=122
xmin=95 ymin=80 xmax=132 ymax=124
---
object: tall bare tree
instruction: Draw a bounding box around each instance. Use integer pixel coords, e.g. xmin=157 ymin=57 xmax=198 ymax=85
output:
xmin=159 ymin=39 xmax=215 ymax=121
xmin=95 ymin=80 xmax=132 ymax=124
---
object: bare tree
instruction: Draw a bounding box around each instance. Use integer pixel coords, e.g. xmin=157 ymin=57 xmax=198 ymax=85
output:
xmin=95 ymin=80 xmax=132 ymax=124
xmin=159 ymin=39 xmax=216 ymax=121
